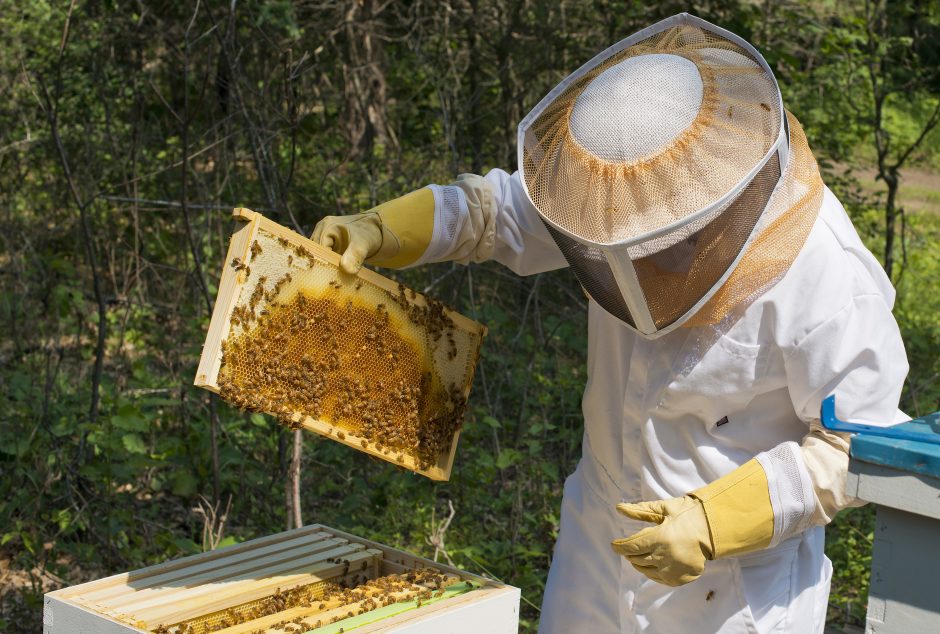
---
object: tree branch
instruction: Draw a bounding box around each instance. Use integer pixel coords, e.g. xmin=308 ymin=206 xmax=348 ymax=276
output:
xmin=36 ymin=75 xmax=107 ymax=427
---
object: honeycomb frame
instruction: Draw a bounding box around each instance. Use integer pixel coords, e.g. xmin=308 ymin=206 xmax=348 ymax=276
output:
xmin=195 ymin=208 xmax=487 ymax=481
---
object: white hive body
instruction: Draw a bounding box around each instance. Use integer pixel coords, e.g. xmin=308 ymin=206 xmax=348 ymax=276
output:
xmin=195 ymin=209 xmax=487 ymax=480
xmin=43 ymin=525 xmax=520 ymax=634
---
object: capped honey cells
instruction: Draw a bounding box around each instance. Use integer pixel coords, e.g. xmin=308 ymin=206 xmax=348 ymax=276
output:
xmin=218 ymin=288 xmax=456 ymax=467
xmin=207 ymin=221 xmax=486 ymax=475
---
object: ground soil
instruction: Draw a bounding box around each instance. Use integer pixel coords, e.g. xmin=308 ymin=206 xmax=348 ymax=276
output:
xmin=836 ymin=165 xmax=940 ymax=216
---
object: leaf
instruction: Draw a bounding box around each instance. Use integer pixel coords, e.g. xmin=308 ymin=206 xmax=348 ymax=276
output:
xmin=55 ymin=509 xmax=72 ymax=532
xmin=496 ymin=448 xmax=521 ymax=470
xmin=170 ymin=537 xmax=202 ymax=555
xmin=215 ymin=535 xmax=240 ymax=549
xmin=22 ymin=532 xmax=36 ymax=555
xmin=0 ymin=434 xmax=30 ymax=457
xmin=50 ymin=418 xmax=73 ymax=437
xmin=540 ymin=461 xmax=559 ymax=481
xmin=112 ymin=405 xmax=149 ymax=432
xmin=481 ymin=416 xmax=501 ymax=429
xmin=171 ymin=469 xmax=198 ymax=497
xmin=219 ymin=445 xmax=243 ymax=467
xmin=250 ymin=413 xmax=267 ymax=427
xmin=121 ymin=433 xmax=148 ymax=454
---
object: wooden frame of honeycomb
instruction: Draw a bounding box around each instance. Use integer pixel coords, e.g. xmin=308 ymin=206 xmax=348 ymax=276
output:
xmin=44 ymin=524 xmax=521 ymax=634
xmin=194 ymin=209 xmax=486 ymax=481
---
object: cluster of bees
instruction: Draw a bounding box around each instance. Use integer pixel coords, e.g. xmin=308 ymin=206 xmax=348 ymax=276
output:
xmin=241 ymin=570 xmax=459 ymax=634
xmin=152 ymin=618 xmax=190 ymax=632
xmin=153 ymin=569 xmax=461 ymax=634
xmin=151 ymin=579 xmax=345 ymax=634
xmin=390 ymin=283 xmax=460 ymax=361
xmin=215 ymin=232 xmax=472 ymax=470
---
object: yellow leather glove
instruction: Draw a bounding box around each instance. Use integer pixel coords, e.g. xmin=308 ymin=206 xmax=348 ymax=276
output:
xmin=311 ymin=188 xmax=435 ymax=274
xmin=611 ymin=459 xmax=774 ymax=587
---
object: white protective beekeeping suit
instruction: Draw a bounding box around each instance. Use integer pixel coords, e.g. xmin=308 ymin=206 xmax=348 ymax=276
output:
xmin=314 ymin=13 xmax=909 ymax=634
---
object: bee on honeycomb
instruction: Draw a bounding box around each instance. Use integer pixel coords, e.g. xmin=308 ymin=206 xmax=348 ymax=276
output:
xmin=214 ymin=229 xmax=478 ymax=471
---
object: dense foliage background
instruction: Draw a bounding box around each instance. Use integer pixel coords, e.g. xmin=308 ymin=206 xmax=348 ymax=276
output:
xmin=2 ymin=1 xmax=939 ymax=631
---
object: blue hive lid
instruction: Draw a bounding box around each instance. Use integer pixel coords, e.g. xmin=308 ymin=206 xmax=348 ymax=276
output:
xmin=849 ymin=412 xmax=940 ymax=480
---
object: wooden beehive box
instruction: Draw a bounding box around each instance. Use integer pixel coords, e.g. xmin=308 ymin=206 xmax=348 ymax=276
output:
xmin=194 ymin=209 xmax=487 ymax=481
xmin=43 ymin=524 xmax=520 ymax=634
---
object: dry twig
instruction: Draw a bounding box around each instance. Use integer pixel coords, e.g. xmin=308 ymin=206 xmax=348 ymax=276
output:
xmin=426 ymin=500 xmax=456 ymax=566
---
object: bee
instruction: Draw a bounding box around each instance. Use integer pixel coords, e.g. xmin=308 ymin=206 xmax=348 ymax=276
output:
xmin=760 ymin=102 xmax=771 ymax=112
xmin=706 ymin=590 xmax=715 ymax=601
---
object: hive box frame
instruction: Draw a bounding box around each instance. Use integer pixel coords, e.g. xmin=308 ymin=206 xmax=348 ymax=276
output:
xmin=194 ymin=208 xmax=486 ymax=481
xmin=43 ymin=524 xmax=520 ymax=634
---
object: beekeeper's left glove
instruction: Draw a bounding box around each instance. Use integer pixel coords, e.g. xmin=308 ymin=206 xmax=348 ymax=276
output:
xmin=611 ymin=458 xmax=774 ymax=587
xmin=312 ymin=188 xmax=435 ymax=274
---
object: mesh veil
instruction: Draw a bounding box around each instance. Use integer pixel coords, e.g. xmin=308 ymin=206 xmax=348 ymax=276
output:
xmin=686 ymin=111 xmax=823 ymax=327
xmin=518 ymin=14 xmax=823 ymax=335
xmin=521 ymin=22 xmax=782 ymax=245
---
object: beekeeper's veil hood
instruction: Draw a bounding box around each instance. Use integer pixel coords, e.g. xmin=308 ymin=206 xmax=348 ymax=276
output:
xmin=518 ymin=13 xmax=824 ymax=337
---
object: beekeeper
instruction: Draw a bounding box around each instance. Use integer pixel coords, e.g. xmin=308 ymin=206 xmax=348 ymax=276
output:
xmin=312 ymin=13 xmax=908 ymax=634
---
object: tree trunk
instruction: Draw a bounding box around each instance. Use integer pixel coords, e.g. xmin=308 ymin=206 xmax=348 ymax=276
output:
xmin=883 ymin=171 xmax=899 ymax=280
xmin=291 ymin=429 xmax=303 ymax=529
xmin=342 ymin=0 xmax=391 ymax=160
xmin=466 ymin=0 xmax=484 ymax=174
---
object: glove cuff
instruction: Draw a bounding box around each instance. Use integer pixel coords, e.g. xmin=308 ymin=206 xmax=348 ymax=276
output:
xmin=367 ymin=188 xmax=435 ymax=268
xmin=689 ymin=458 xmax=774 ymax=559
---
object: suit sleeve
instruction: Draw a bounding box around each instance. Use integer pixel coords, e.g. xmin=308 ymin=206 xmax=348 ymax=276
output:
xmin=789 ymin=293 xmax=908 ymax=522
xmin=754 ymin=293 xmax=909 ymax=544
xmin=412 ymin=169 xmax=567 ymax=275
